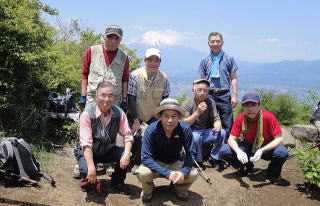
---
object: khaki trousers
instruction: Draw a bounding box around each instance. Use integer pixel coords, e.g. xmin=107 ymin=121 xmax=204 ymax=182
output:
xmin=136 ymin=160 xmax=198 ymax=195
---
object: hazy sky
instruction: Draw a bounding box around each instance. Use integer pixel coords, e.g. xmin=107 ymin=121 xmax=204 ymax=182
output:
xmin=41 ymin=0 xmax=320 ymax=63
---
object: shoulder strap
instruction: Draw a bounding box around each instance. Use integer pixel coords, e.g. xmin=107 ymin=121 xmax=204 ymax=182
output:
xmin=86 ymin=102 xmax=97 ymax=120
xmin=10 ymin=139 xmax=29 ymax=178
xmin=4 ymin=141 xmax=14 ymax=160
xmin=111 ymin=104 xmax=121 ymax=119
xmin=17 ymin=139 xmax=33 ymax=155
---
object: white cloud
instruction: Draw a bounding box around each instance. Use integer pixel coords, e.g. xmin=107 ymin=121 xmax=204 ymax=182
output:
xmin=256 ymin=38 xmax=280 ymax=43
xmin=129 ymin=29 xmax=204 ymax=47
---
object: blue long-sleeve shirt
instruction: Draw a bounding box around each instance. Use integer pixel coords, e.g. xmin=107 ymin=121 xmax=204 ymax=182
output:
xmin=141 ymin=120 xmax=196 ymax=178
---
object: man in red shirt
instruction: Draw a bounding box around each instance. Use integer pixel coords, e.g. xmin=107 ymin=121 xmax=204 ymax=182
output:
xmin=220 ymin=93 xmax=289 ymax=185
xmin=81 ymin=25 xmax=129 ymax=111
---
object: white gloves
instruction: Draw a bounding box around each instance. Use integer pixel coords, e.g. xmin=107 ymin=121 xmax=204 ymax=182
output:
xmin=250 ymin=149 xmax=263 ymax=162
xmin=236 ymin=150 xmax=248 ymax=164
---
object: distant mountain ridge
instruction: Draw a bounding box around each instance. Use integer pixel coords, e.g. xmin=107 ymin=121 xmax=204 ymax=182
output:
xmin=128 ymin=43 xmax=320 ymax=99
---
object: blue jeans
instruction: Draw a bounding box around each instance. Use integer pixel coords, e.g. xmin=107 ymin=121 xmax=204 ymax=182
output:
xmin=208 ymin=92 xmax=233 ymax=135
xmin=192 ymin=129 xmax=227 ymax=162
xmin=74 ymin=146 xmax=127 ymax=184
xmin=220 ymin=141 xmax=288 ymax=177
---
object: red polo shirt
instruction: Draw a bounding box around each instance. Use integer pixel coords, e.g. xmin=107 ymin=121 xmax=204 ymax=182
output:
xmin=231 ymin=110 xmax=282 ymax=145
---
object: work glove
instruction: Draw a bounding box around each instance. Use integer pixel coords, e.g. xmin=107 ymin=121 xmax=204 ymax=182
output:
xmin=236 ymin=150 xmax=248 ymax=164
xmin=120 ymin=101 xmax=128 ymax=113
xmin=250 ymin=149 xmax=263 ymax=162
xmin=80 ymin=96 xmax=86 ymax=108
xmin=211 ymin=129 xmax=217 ymax=136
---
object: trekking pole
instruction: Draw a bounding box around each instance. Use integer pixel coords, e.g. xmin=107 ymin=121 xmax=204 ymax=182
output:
xmin=287 ymin=142 xmax=320 ymax=160
xmin=193 ymin=160 xmax=212 ymax=185
xmin=181 ymin=147 xmax=212 ymax=185
xmin=0 ymin=169 xmax=38 ymax=185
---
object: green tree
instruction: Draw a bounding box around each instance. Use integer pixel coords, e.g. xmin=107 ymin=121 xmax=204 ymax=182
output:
xmin=120 ymin=45 xmax=141 ymax=71
xmin=175 ymin=93 xmax=188 ymax=105
xmin=42 ymin=18 xmax=141 ymax=94
xmin=0 ymin=0 xmax=57 ymax=136
xmin=40 ymin=23 xmax=102 ymax=94
xmin=255 ymin=89 xmax=312 ymax=126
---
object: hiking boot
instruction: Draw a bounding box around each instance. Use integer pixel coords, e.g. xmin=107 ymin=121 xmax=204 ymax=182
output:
xmin=140 ymin=191 xmax=152 ymax=202
xmin=208 ymin=157 xmax=216 ymax=167
xmin=111 ymin=181 xmax=129 ymax=194
xmin=131 ymin=165 xmax=140 ymax=175
xmin=96 ymin=163 xmax=107 ymax=176
xmin=194 ymin=161 xmax=206 ymax=171
xmin=235 ymin=162 xmax=254 ymax=177
xmin=245 ymin=162 xmax=254 ymax=174
xmin=170 ymin=182 xmax=189 ymax=201
xmin=72 ymin=163 xmax=81 ymax=179
xmin=267 ymin=175 xmax=290 ymax=186
xmin=235 ymin=167 xmax=248 ymax=178
xmin=216 ymin=160 xmax=225 ymax=171
xmin=208 ymin=157 xmax=227 ymax=171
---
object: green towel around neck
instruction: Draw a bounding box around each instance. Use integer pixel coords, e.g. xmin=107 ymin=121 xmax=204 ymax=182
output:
xmin=240 ymin=110 xmax=264 ymax=153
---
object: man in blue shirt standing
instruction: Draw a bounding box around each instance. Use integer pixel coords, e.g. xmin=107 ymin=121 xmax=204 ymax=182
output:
xmin=136 ymin=98 xmax=198 ymax=203
xmin=199 ymin=32 xmax=239 ymax=135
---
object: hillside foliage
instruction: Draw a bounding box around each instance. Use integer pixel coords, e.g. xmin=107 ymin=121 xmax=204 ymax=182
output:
xmin=0 ymin=0 xmax=141 ymax=140
xmin=232 ymin=89 xmax=315 ymax=126
xmin=0 ymin=0 xmax=317 ymax=142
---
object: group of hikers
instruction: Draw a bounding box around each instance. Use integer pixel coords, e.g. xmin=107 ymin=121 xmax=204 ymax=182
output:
xmin=73 ymin=24 xmax=289 ymax=203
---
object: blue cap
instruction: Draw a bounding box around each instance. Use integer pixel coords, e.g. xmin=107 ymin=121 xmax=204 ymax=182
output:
xmin=242 ymin=93 xmax=260 ymax=104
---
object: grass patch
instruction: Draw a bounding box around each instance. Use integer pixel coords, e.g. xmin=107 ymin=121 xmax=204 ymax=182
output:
xmin=30 ymin=144 xmax=54 ymax=172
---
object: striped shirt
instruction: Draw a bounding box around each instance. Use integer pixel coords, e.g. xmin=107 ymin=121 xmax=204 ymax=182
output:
xmin=127 ymin=72 xmax=170 ymax=97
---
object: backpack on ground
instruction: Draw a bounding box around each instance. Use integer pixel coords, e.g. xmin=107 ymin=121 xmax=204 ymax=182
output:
xmin=0 ymin=137 xmax=55 ymax=186
xmin=47 ymin=88 xmax=76 ymax=115
xmin=310 ymin=101 xmax=320 ymax=143
xmin=310 ymin=101 xmax=320 ymax=125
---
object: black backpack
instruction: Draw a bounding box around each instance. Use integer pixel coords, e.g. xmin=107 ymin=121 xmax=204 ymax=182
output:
xmin=310 ymin=101 xmax=320 ymax=124
xmin=48 ymin=88 xmax=76 ymax=115
xmin=0 ymin=137 xmax=55 ymax=186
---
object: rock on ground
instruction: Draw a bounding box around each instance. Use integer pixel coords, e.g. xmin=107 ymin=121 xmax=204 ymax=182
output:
xmin=282 ymin=128 xmax=296 ymax=148
xmin=291 ymin=124 xmax=319 ymax=142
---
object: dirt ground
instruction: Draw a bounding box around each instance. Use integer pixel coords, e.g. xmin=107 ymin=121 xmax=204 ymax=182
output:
xmin=0 ymin=145 xmax=319 ymax=206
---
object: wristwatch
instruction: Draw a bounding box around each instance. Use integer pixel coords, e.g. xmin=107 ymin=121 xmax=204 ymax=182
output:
xmin=123 ymin=151 xmax=132 ymax=157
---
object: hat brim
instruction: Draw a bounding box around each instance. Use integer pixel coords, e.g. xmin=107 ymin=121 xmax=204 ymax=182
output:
xmin=193 ymin=79 xmax=210 ymax=87
xmin=106 ymin=32 xmax=122 ymax=38
xmin=154 ymin=105 xmax=185 ymax=118
xmin=242 ymin=99 xmax=260 ymax=104
xmin=145 ymin=54 xmax=161 ymax=59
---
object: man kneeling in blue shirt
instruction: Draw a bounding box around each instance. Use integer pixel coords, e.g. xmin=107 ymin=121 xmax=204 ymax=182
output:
xmin=136 ymin=98 xmax=198 ymax=202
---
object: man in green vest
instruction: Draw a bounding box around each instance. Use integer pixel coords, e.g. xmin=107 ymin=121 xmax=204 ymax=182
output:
xmin=80 ymin=25 xmax=130 ymax=110
xmin=127 ymin=48 xmax=171 ymax=173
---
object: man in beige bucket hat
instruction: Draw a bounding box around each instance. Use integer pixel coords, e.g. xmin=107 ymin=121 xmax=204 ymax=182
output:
xmin=135 ymin=98 xmax=198 ymax=202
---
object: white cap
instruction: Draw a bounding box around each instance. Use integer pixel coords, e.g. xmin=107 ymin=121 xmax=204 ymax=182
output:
xmin=145 ymin=48 xmax=161 ymax=59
